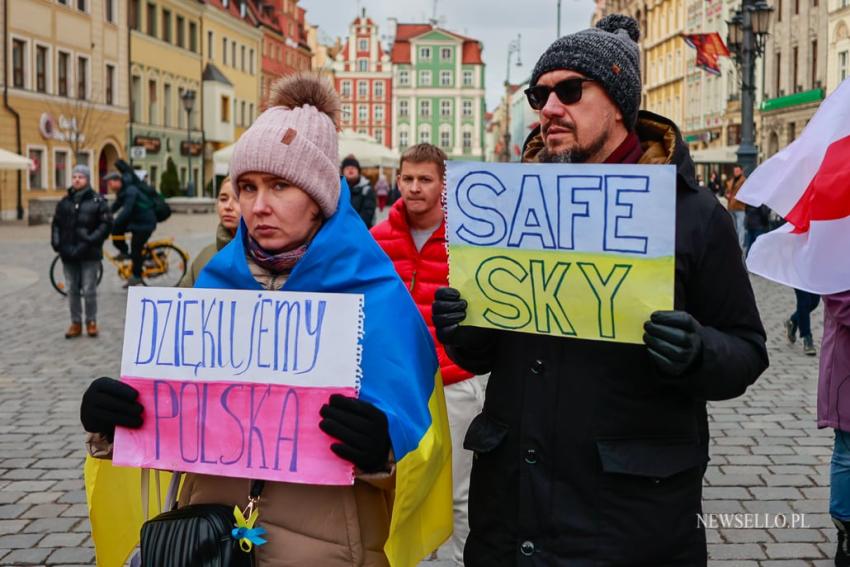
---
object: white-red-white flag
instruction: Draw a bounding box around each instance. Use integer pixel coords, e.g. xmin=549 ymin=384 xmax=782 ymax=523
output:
xmin=738 ymin=78 xmax=850 ymax=294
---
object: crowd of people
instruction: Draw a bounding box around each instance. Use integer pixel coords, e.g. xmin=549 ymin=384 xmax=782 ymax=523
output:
xmin=45 ymin=13 xmax=846 ymax=567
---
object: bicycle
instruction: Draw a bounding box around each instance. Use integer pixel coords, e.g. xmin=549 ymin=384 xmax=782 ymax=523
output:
xmin=50 ymin=236 xmax=189 ymax=296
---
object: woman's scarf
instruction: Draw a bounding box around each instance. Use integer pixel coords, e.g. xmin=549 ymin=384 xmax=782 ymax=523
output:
xmin=243 ymin=230 xmax=308 ymax=274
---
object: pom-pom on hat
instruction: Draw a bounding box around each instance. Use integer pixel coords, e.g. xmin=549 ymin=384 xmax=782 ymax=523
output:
xmin=229 ymin=72 xmax=341 ymax=217
xmin=530 ymin=14 xmax=642 ymax=130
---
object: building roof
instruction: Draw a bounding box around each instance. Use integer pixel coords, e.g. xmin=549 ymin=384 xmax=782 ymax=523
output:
xmin=202 ymin=63 xmax=233 ymax=86
xmin=391 ymin=23 xmax=483 ymax=65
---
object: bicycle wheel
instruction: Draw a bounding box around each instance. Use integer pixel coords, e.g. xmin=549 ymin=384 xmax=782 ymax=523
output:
xmin=50 ymin=255 xmax=104 ymax=296
xmin=141 ymin=244 xmax=188 ymax=288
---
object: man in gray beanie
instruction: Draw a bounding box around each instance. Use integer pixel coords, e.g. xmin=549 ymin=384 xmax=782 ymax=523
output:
xmin=52 ymin=163 xmax=112 ymax=338
xmin=433 ymin=14 xmax=769 ymax=566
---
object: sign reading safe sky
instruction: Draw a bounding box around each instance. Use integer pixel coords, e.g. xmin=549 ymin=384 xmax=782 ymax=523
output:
xmin=113 ymin=287 xmax=364 ymax=485
xmin=446 ymin=161 xmax=677 ymax=344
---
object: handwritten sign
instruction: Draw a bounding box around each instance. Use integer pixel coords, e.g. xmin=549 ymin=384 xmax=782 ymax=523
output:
xmin=446 ymin=162 xmax=677 ymax=344
xmin=113 ymin=287 xmax=364 ymax=485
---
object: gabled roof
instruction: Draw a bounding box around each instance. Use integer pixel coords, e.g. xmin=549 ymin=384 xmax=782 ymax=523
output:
xmin=202 ymin=63 xmax=233 ymax=86
xmin=391 ymin=23 xmax=483 ymax=65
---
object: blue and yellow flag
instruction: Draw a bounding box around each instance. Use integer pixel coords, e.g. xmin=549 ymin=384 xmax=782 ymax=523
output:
xmin=85 ymin=181 xmax=453 ymax=566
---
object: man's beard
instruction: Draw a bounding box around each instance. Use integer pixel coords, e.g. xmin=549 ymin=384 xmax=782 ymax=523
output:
xmin=539 ymin=128 xmax=609 ymax=164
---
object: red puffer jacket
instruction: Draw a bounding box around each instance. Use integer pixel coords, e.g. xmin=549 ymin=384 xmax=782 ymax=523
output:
xmin=371 ymin=200 xmax=474 ymax=386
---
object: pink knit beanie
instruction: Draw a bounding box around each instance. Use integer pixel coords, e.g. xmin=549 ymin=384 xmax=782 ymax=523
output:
xmin=229 ymin=72 xmax=341 ymax=217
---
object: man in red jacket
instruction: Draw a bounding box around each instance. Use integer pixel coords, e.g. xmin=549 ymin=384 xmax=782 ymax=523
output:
xmin=371 ymin=144 xmax=484 ymax=565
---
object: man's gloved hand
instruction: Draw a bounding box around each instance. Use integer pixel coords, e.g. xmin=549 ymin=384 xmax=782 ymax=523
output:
xmin=80 ymin=377 xmax=144 ymax=442
xmin=643 ymin=311 xmax=704 ymax=377
xmin=319 ymin=394 xmax=390 ymax=473
xmin=432 ymin=287 xmax=490 ymax=349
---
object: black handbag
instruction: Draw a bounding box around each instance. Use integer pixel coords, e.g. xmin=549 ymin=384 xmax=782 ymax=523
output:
xmin=139 ymin=476 xmax=265 ymax=567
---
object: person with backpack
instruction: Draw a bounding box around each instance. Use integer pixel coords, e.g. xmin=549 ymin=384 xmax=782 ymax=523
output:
xmin=110 ymin=160 xmax=158 ymax=287
xmin=51 ymin=165 xmax=112 ymax=338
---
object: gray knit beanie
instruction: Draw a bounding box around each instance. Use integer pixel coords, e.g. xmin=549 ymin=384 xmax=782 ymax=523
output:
xmin=531 ymin=14 xmax=642 ymax=130
xmin=72 ymin=164 xmax=91 ymax=181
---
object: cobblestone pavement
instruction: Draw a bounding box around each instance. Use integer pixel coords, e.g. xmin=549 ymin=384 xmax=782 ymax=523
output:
xmin=0 ymin=213 xmax=833 ymax=566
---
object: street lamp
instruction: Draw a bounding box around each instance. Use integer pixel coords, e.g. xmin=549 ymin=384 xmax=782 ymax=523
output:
xmin=181 ymin=90 xmax=196 ymax=197
xmin=726 ymin=0 xmax=773 ymax=177
xmin=503 ymin=35 xmax=522 ymax=162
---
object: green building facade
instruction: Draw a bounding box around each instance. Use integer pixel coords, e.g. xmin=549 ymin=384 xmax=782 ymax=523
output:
xmin=391 ymin=26 xmax=486 ymax=161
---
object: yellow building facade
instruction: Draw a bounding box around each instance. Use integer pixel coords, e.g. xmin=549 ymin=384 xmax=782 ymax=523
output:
xmin=200 ymin=3 xmax=261 ymax=188
xmin=643 ymin=0 xmax=685 ymax=127
xmin=128 ymin=0 xmax=203 ymax=194
xmin=1 ymin=0 xmax=129 ymax=220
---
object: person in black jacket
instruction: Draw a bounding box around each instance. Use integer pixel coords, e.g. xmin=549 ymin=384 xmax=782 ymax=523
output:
xmin=110 ymin=160 xmax=157 ymax=286
xmin=51 ymin=165 xmax=112 ymax=338
xmin=744 ymin=203 xmax=772 ymax=256
xmin=341 ymin=155 xmax=377 ymax=228
xmin=433 ymin=15 xmax=768 ymax=566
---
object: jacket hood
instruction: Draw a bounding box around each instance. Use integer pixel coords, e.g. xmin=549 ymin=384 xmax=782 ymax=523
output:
xmin=215 ymin=223 xmax=235 ymax=251
xmin=521 ymin=110 xmax=699 ymax=192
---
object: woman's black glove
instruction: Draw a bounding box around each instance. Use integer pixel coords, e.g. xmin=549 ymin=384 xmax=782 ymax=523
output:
xmin=643 ymin=311 xmax=704 ymax=377
xmin=319 ymin=394 xmax=390 ymax=473
xmin=80 ymin=377 xmax=144 ymax=442
xmin=432 ymin=287 xmax=491 ymax=349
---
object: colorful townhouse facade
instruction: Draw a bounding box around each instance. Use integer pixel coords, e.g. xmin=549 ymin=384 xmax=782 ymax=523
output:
xmin=391 ymin=23 xmax=486 ymax=160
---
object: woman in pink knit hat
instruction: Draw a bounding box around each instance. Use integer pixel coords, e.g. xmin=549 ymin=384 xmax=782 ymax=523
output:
xmin=81 ymin=72 xmax=451 ymax=566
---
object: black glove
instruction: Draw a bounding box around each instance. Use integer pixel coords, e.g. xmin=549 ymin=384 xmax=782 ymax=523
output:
xmin=80 ymin=377 xmax=144 ymax=442
xmin=643 ymin=311 xmax=704 ymax=377
xmin=432 ymin=287 xmax=491 ymax=349
xmin=319 ymin=394 xmax=390 ymax=473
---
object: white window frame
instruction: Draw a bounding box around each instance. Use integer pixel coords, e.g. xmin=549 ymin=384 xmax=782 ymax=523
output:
xmin=463 ymin=69 xmax=474 ymax=87
xmin=398 ymin=69 xmax=410 ymax=86
xmin=440 ymin=47 xmax=452 ymax=61
xmin=341 ymin=80 xmax=352 ymax=98
xmin=358 ymin=104 xmax=368 ymax=123
xmin=419 ymin=46 xmax=431 ymax=60
xmin=26 ymin=144 xmax=47 ymax=191
xmin=53 ymin=147 xmax=70 ymax=190
xmin=399 ymin=128 xmax=409 ymax=148
xmin=75 ymin=149 xmax=92 ymax=169
xmin=105 ymin=62 xmax=116 ymax=105
xmin=462 ymin=99 xmax=473 ymax=118
xmin=358 ymin=58 xmax=368 ymax=72
xmin=76 ymin=54 xmax=90 ymax=100
xmin=399 ymin=99 xmax=409 ymax=118
xmin=10 ymin=35 xmax=30 ymax=90
xmin=440 ymin=70 xmax=452 ymax=87
xmin=462 ymin=129 xmax=473 ymax=151
xmin=374 ymin=129 xmax=384 ymax=145
xmin=358 ymin=38 xmax=368 ymax=52
xmin=418 ymin=124 xmax=431 ymax=144
xmin=440 ymin=99 xmax=451 ymax=118
xmin=374 ymin=104 xmax=384 ymax=122
xmin=34 ymin=41 xmax=52 ymax=94
xmin=419 ymin=70 xmax=432 ymax=87
xmin=439 ymin=125 xmax=451 ymax=149
xmin=357 ymin=80 xmax=368 ymax=98
xmin=342 ymin=103 xmax=352 ymax=123
xmin=419 ymin=99 xmax=431 ymax=118
xmin=840 ymin=50 xmax=849 ymax=83
xmin=374 ymin=81 xmax=384 ymax=100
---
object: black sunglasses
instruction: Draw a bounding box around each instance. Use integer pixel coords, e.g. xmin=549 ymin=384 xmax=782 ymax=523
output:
xmin=525 ymin=78 xmax=595 ymax=110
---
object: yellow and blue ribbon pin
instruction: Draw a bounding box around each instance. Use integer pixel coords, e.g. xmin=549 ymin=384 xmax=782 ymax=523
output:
xmin=232 ymin=505 xmax=267 ymax=552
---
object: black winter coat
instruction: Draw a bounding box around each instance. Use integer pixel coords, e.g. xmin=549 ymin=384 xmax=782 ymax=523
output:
xmin=347 ymin=176 xmax=377 ymax=228
xmin=51 ymin=187 xmax=113 ymax=262
xmin=112 ymin=179 xmax=157 ymax=233
xmin=449 ymin=111 xmax=768 ymax=566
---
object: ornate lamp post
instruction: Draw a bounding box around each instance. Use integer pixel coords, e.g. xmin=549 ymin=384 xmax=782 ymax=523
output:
xmin=181 ymin=90 xmax=196 ymax=196
xmin=727 ymin=0 xmax=773 ymax=176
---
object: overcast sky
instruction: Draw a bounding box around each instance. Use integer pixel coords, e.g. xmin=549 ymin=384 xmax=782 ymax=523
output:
xmin=299 ymin=0 xmax=597 ymax=111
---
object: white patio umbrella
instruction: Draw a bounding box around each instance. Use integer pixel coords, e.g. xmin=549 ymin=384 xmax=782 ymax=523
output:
xmin=0 ymin=148 xmax=33 ymax=170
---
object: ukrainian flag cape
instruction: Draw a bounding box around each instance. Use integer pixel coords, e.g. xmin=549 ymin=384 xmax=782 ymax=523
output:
xmin=85 ymin=181 xmax=453 ymax=567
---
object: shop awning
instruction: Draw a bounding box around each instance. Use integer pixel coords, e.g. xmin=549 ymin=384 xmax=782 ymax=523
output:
xmin=690 ymin=145 xmax=740 ymax=164
xmin=0 ymin=148 xmax=33 ymax=170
